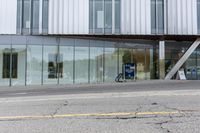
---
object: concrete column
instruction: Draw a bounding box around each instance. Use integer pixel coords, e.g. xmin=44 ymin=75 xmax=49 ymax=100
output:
xmin=159 ymin=41 xmax=165 ymax=79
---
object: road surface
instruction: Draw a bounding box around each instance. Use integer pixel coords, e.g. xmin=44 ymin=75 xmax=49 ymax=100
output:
xmin=0 ymin=80 xmax=200 ymax=133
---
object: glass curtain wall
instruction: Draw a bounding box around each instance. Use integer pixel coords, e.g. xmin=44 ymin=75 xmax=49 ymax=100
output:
xmin=104 ymin=43 xmax=118 ymax=82
xmin=198 ymin=0 xmax=200 ymax=34
xmin=11 ymin=45 xmax=26 ymax=86
xmin=42 ymin=0 xmax=49 ymax=34
xmin=0 ymin=37 xmax=160 ymax=86
xmin=151 ymin=0 xmax=164 ymax=34
xmin=32 ymin=0 xmax=40 ymax=34
xmin=89 ymin=0 xmax=120 ymax=34
xmin=115 ymin=0 xmax=120 ymax=34
xmin=17 ymin=0 xmax=49 ymax=34
xmin=197 ymin=49 xmax=200 ymax=79
xmin=59 ymin=40 xmax=74 ymax=84
xmin=75 ymin=40 xmax=89 ymax=83
xmin=17 ymin=0 xmax=23 ymax=34
xmin=27 ymin=45 xmax=42 ymax=85
xmin=165 ymin=41 xmax=192 ymax=79
xmin=90 ymin=40 xmax=104 ymax=83
xmin=104 ymin=0 xmax=112 ymax=34
xmin=185 ymin=51 xmax=197 ymax=80
xmin=0 ymin=45 xmax=11 ymax=86
xmin=22 ymin=0 xmax=31 ymax=34
xmin=119 ymin=44 xmax=157 ymax=80
xmin=43 ymin=45 xmax=59 ymax=84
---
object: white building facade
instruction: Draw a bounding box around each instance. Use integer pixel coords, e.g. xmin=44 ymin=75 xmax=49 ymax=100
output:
xmin=0 ymin=0 xmax=200 ymax=86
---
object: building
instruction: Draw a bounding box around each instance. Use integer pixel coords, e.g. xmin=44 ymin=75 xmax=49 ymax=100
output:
xmin=0 ymin=0 xmax=200 ymax=86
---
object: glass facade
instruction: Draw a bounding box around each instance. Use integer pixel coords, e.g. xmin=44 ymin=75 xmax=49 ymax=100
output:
xmin=165 ymin=41 xmax=192 ymax=79
xmin=0 ymin=36 xmax=159 ymax=86
xmin=42 ymin=0 xmax=49 ymax=34
xmin=27 ymin=45 xmax=42 ymax=85
xmin=32 ymin=0 xmax=40 ymax=34
xmin=198 ymin=0 xmax=200 ymax=34
xmin=89 ymin=0 xmax=120 ymax=34
xmin=17 ymin=0 xmax=49 ymax=34
xmin=0 ymin=45 xmax=11 ymax=86
xmin=104 ymin=45 xmax=118 ymax=82
xmin=151 ymin=0 xmax=164 ymax=34
xmin=22 ymin=0 xmax=31 ymax=34
xmin=90 ymin=41 xmax=104 ymax=83
xmin=75 ymin=40 xmax=89 ymax=83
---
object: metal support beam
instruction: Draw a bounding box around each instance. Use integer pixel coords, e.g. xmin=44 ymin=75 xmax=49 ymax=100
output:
xmin=165 ymin=38 xmax=200 ymax=80
xmin=159 ymin=41 xmax=165 ymax=79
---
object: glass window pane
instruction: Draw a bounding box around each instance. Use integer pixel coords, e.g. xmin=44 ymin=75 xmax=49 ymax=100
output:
xmin=17 ymin=0 xmax=23 ymax=34
xmin=115 ymin=0 xmax=120 ymax=34
xmin=105 ymin=0 xmax=112 ymax=33
xmin=43 ymin=0 xmax=49 ymax=33
xmin=32 ymin=0 xmax=40 ymax=34
xmin=151 ymin=0 xmax=156 ymax=34
xmin=90 ymin=41 xmax=104 ymax=83
xmin=104 ymin=47 xmax=118 ymax=82
xmin=151 ymin=0 xmax=164 ymax=34
xmin=27 ymin=45 xmax=42 ymax=85
xmin=95 ymin=0 xmax=104 ymax=33
xmin=198 ymin=0 xmax=200 ymax=34
xmin=43 ymin=46 xmax=58 ymax=84
xmin=75 ymin=40 xmax=89 ymax=83
xmin=89 ymin=0 xmax=94 ymax=33
xmin=11 ymin=45 xmax=26 ymax=86
xmin=133 ymin=49 xmax=146 ymax=80
xmin=23 ymin=0 xmax=31 ymax=34
xmin=59 ymin=46 xmax=74 ymax=84
xmin=0 ymin=45 xmax=11 ymax=86
xmin=157 ymin=0 xmax=164 ymax=34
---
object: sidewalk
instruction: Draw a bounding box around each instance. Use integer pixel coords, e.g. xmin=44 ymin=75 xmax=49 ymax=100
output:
xmin=0 ymin=80 xmax=199 ymax=92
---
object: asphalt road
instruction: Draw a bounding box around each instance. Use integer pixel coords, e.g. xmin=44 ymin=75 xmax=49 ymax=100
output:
xmin=0 ymin=81 xmax=200 ymax=133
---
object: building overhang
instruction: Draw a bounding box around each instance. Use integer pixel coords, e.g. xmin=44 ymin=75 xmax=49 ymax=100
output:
xmin=44 ymin=35 xmax=200 ymax=42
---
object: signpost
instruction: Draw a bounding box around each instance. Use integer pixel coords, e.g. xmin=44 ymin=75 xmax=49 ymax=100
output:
xmin=123 ymin=63 xmax=135 ymax=80
xmin=176 ymin=70 xmax=187 ymax=80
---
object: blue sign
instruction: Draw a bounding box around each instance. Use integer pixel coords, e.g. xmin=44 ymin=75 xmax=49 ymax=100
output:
xmin=124 ymin=63 xmax=135 ymax=79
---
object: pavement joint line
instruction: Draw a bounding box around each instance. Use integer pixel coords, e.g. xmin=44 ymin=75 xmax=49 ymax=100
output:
xmin=0 ymin=111 xmax=181 ymax=120
xmin=1 ymin=90 xmax=200 ymax=103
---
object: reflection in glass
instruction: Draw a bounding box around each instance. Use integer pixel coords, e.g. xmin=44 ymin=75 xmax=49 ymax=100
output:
xmin=43 ymin=46 xmax=58 ymax=84
xmin=22 ymin=0 xmax=31 ymax=34
xmin=75 ymin=46 xmax=89 ymax=83
xmin=90 ymin=47 xmax=104 ymax=83
xmin=105 ymin=0 xmax=112 ymax=33
xmin=151 ymin=0 xmax=164 ymax=34
xmin=104 ymin=48 xmax=118 ymax=82
xmin=11 ymin=45 xmax=26 ymax=86
xmin=27 ymin=45 xmax=42 ymax=85
xmin=32 ymin=0 xmax=39 ymax=34
xmin=115 ymin=0 xmax=120 ymax=33
xmin=0 ymin=45 xmax=11 ymax=86
xmin=198 ymin=0 xmax=200 ymax=34
xmin=59 ymin=46 xmax=74 ymax=84
xmin=42 ymin=0 xmax=49 ymax=33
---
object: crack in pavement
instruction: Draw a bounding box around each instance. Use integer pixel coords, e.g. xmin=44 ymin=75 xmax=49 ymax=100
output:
xmin=51 ymin=100 xmax=68 ymax=117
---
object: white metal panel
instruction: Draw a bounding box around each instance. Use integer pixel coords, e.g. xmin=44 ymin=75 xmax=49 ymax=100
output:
xmin=63 ymin=0 xmax=69 ymax=34
xmin=146 ymin=0 xmax=151 ymax=34
xmin=48 ymin=0 xmax=89 ymax=35
xmin=74 ymin=0 xmax=79 ymax=34
xmin=68 ymin=0 xmax=74 ymax=34
xmin=167 ymin=0 xmax=198 ymax=35
xmin=48 ymin=0 xmax=53 ymax=34
xmin=0 ymin=0 xmax=17 ymax=34
xmin=192 ymin=0 xmax=198 ymax=34
xmin=130 ymin=0 xmax=135 ymax=34
xmin=121 ymin=0 xmax=151 ymax=35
